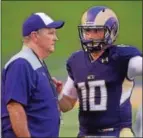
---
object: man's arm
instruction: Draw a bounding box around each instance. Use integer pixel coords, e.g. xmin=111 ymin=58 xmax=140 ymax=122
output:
xmin=127 ymin=56 xmax=142 ymax=80
xmin=53 ymin=76 xmax=78 ymax=112
xmin=58 ymin=76 xmax=78 ymax=112
xmin=7 ymin=101 xmax=31 ymax=138
xmin=3 ymin=59 xmax=34 ymax=137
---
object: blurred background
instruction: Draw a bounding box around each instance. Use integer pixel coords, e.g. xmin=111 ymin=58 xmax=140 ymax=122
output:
xmin=2 ymin=1 xmax=142 ymax=137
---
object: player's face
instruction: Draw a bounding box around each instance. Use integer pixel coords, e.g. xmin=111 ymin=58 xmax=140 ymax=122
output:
xmin=83 ymin=28 xmax=105 ymax=41
xmin=36 ymin=28 xmax=58 ymax=54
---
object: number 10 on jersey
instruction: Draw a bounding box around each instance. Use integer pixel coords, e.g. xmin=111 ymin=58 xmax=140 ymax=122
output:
xmin=77 ymin=80 xmax=107 ymax=111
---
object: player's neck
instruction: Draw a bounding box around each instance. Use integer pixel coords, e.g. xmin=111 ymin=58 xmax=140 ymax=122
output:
xmin=90 ymin=50 xmax=104 ymax=61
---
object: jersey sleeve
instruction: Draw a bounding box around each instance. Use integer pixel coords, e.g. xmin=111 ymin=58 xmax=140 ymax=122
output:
xmin=116 ymin=45 xmax=142 ymax=80
xmin=118 ymin=45 xmax=142 ymax=61
xmin=4 ymin=58 xmax=35 ymax=106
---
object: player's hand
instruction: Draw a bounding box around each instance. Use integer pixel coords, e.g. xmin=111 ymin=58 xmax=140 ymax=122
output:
xmin=52 ymin=77 xmax=63 ymax=94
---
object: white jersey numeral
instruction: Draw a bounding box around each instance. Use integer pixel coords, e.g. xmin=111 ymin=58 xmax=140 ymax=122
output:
xmin=78 ymin=80 xmax=107 ymax=111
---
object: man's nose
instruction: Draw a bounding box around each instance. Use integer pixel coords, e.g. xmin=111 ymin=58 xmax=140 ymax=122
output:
xmin=54 ymin=34 xmax=58 ymax=41
xmin=55 ymin=35 xmax=58 ymax=41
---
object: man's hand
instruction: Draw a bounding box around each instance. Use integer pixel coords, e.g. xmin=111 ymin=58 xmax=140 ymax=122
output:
xmin=52 ymin=77 xmax=63 ymax=94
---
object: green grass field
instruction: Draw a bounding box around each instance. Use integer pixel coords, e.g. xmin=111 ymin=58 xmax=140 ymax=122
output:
xmin=60 ymin=108 xmax=79 ymax=137
xmin=2 ymin=1 xmax=142 ymax=137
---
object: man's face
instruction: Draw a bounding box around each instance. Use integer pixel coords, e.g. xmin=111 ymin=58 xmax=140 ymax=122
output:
xmin=83 ymin=28 xmax=105 ymax=41
xmin=34 ymin=28 xmax=58 ymax=54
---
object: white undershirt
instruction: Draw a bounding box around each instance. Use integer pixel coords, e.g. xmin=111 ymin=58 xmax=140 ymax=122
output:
xmin=127 ymin=56 xmax=142 ymax=80
xmin=63 ymin=56 xmax=142 ymax=99
xmin=62 ymin=76 xmax=78 ymax=99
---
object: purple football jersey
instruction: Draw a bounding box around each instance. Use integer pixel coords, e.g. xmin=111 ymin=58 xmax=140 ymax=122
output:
xmin=66 ymin=45 xmax=141 ymax=135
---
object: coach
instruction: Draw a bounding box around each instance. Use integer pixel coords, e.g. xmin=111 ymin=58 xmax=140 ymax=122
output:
xmin=1 ymin=12 xmax=64 ymax=138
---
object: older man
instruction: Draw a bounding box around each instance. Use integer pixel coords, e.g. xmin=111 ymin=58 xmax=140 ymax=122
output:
xmin=1 ymin=12 xmax=64 ymax=138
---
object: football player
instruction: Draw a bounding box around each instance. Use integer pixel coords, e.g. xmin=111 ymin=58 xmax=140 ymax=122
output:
xmin=56 ymin=6 xmax=142 ymax=137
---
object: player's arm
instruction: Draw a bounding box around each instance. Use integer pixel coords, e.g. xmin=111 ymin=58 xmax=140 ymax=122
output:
xmin=7 ymin=101 xmax=31 ymax=137
xmin=59 ymin=95 xmax=77 ymax=112
xmin=127 ymin=56 xmax=142 ymax=80
xmin=58 ymin=76 xmax=78 ymax=112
